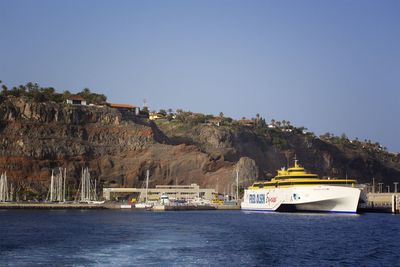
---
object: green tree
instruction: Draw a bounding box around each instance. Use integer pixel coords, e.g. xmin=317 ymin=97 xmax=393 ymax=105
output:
xmin=142 ymin=106 xmax=149 ymax=113
xmin=320 ymin=132 xmax=332 ymax=140
xmin=158 ymin=109 xmax=167 ymax=116
xmin=1 ymin=84 xmax=8 ymax=96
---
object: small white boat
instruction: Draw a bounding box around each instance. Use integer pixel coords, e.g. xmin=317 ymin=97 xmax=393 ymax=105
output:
xmin=134 ymin=202 xmax=153 ymax=209
xmin=88 ymin=200 xmax=105 ymax=205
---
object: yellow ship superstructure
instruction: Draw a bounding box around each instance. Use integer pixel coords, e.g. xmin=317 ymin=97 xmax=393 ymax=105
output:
xmin=249 ymin=160 xmax=357 ymax=190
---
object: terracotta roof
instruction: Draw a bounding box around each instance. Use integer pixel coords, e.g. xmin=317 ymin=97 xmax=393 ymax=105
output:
xmin=109 ymin=103 xmax=136 ymax=109
xmin=208 ymin=118 xmax=222 ymax=123
xmin=68 ymin=95 xmax=85 ymax=101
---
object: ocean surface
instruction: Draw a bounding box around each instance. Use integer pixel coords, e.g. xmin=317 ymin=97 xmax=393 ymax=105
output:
xmin=0 ymin=210 xmax=399 ymax=266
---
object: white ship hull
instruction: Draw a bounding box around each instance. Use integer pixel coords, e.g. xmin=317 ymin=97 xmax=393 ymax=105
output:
xmin=241 ymin=185 xmax=361 ymax=213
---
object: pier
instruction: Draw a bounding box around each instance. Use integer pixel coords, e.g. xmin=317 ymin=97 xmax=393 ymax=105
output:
xmin=360 ymin=193 xmax=400 ymax=214
xmin=0 ymin=202 xmax=106 ymax=209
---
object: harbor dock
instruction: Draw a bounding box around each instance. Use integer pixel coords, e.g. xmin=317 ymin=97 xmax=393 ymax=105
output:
xmin=0 ymin=202 xmax=107 ymax=209
xmin=359 ymin=193 xmax=400 ymax=214
xmin=0 ymin=202 xmax=241 ymax=211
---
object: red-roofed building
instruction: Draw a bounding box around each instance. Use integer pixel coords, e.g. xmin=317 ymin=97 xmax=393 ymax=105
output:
xmin=238 ymin=119 xmax=254 ymax=126
xmin=109 ymin=103 xmax=140 ymax=115
xmin=207 ymin=117 xmax=222 ymax=126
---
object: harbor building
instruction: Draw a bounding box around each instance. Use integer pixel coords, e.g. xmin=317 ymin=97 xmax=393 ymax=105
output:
xmin=103 ymin=183 xmax=216 ymax=201
xmin=109 ymin=103 xmax=140 ymax=116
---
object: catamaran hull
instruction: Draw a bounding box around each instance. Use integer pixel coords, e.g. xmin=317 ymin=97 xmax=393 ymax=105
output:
xmin=241 ymin=185 xmax=361 ymax=213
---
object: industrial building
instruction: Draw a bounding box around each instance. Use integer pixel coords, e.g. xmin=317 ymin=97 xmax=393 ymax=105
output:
xmin=103 ymin=184 xmax=216 ymax=201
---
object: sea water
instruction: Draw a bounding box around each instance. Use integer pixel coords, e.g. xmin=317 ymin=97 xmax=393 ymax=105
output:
xmin=0 ymin=210 xmax=399 ymax=266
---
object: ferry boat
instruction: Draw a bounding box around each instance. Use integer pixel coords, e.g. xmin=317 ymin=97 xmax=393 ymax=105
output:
xmin=241 ymin=160 xmax=361 ymax=213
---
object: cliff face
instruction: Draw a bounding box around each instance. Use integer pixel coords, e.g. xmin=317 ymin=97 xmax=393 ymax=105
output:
xmin=0 ymin=97 xmax=242 ymax=199
xmin=156 ymin=121 xmax=400 ymax=185
xmin=0 ymin=97 xmax=399 ymax=200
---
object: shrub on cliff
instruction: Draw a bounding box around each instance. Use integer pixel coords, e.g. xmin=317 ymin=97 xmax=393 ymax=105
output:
xmin=77 ymin=88 xmax=107 ymax=104
xmin=0 ymin=81 xmax=107 ymax=105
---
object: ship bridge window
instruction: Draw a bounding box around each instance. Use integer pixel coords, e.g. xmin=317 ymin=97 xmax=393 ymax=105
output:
xmin=288 ymin=169 xmax=303 ymax=172
xmin=277 ymin=181 xmax=355 ymax=186
xmin=276 ymin=175 xmax=319 ymax=180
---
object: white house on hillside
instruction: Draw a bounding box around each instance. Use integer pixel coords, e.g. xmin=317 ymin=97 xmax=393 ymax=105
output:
xmin=66 ymin=95 xmax=87 ymax=105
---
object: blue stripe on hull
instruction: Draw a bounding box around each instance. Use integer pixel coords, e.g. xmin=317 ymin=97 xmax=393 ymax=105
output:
xmin=241 ymin=209 xmax=357 ymax=214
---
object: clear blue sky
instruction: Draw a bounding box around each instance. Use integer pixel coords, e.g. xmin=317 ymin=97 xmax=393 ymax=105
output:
xmin=1 ymin=0 xmax=399 ymax=152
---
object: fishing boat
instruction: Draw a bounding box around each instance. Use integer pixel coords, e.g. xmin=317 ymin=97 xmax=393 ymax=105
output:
xmin=241 ymin=160 xmax=361 ymax=213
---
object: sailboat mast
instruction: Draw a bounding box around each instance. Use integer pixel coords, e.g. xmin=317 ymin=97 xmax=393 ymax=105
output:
xmin=80 ymin=167 xmax=84 ymax=202
xmin=236 ymin=169 xmax=239 ymax=203
xmin=0 ymin=173 xmax=3 ymax=201
xmin=94 ymin=179 xmax=97 ymax=201
xmin=58 ymin=168 xmax=62 ymax=201
xmin=63 ymin=168 xmax=66 ymax=202
xmin=50 ymin=170 xmax=54 ymax=201
xmin=145 ymin=169 xmax=149 ymax=203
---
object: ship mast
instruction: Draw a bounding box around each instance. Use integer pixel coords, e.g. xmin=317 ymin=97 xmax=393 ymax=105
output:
xmin=294 ymin=154 xmax=299 ymax=168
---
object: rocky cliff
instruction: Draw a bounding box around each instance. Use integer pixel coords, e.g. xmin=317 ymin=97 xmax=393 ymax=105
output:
xmin=0 ymin=96 xmax=399 ymax=200
xmin=156 ymin=120 xmax=400 ymax=185
xmin=0 ymin=97 xmax=243 ymax=200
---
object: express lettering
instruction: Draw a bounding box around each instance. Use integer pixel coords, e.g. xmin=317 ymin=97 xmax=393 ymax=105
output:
xmin=266 ymin=196 xmax=277 ymax=203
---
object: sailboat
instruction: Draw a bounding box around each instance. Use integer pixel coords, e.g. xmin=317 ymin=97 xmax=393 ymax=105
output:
xmin=48 ymin=168 xmax=66 ymax=202
xmin=135 ymin=170 xmax=153 ymax=208
xmin=76 ymin=167 xmax=104 ymax=204
xmin=0 ymin=172 xmax=10 ymax=202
